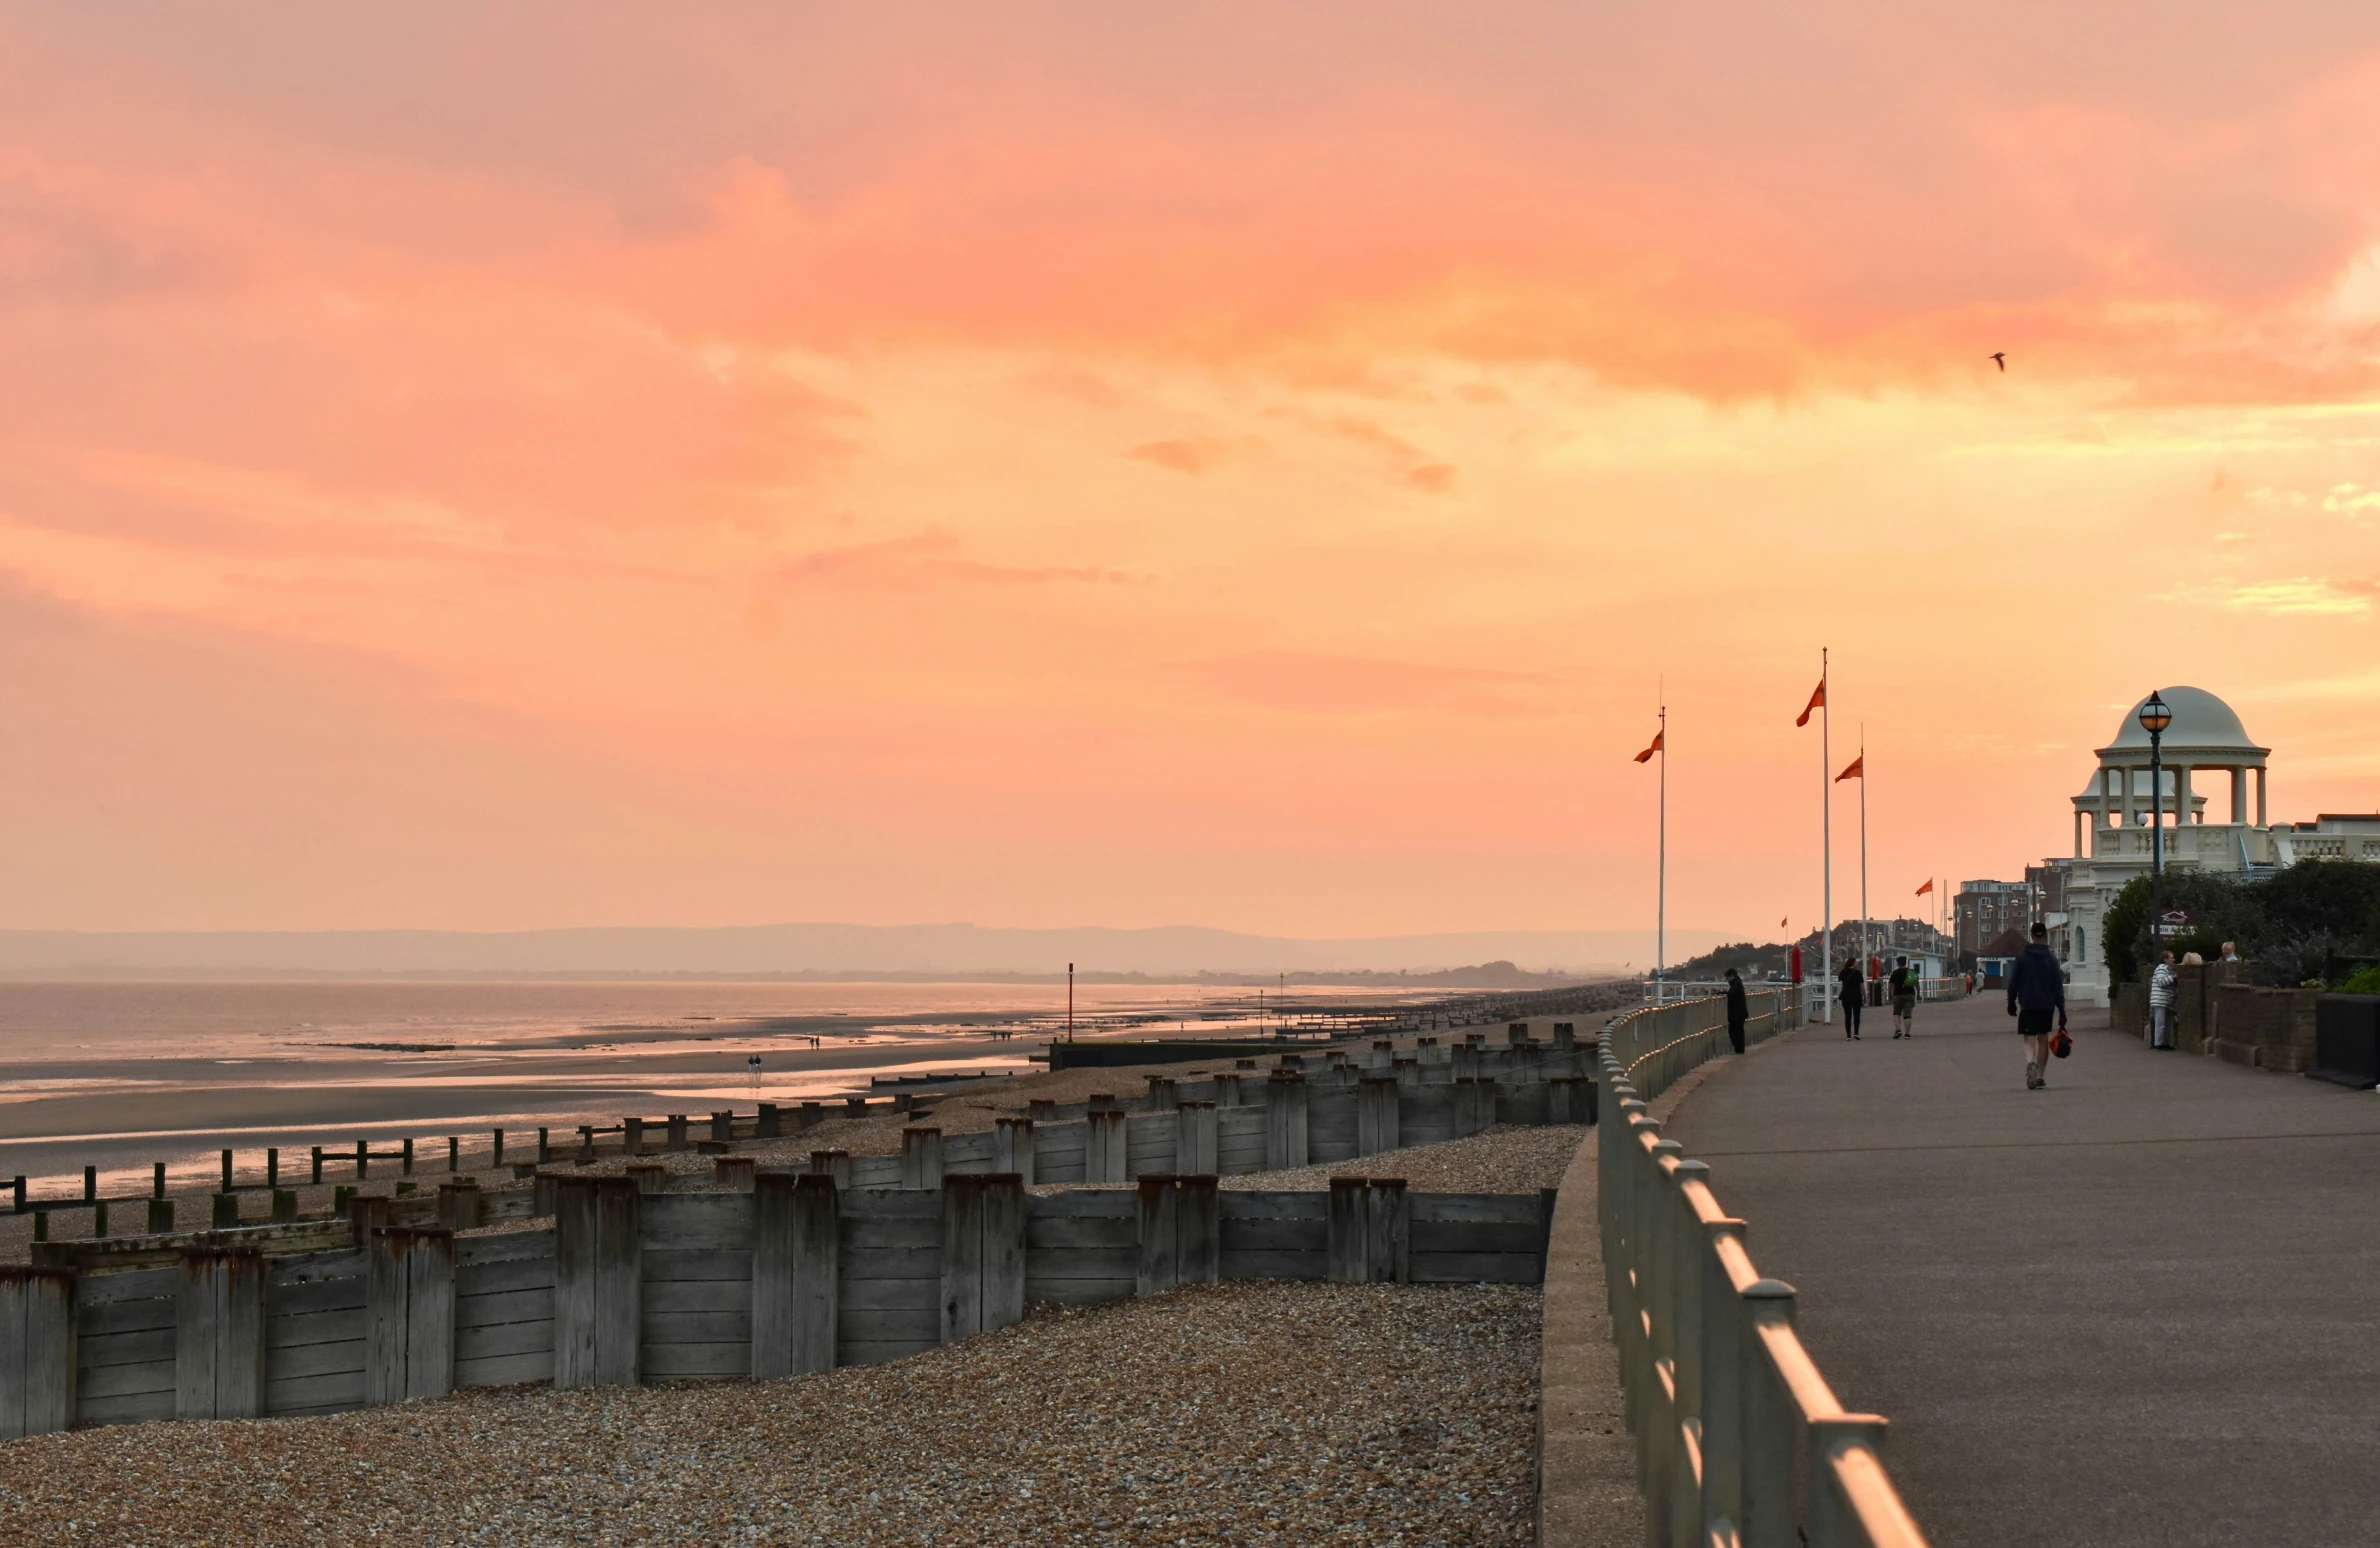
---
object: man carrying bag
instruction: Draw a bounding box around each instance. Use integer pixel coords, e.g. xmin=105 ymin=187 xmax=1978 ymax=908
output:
xmin=2006 ymin=921 xmax=2068 ymax=1090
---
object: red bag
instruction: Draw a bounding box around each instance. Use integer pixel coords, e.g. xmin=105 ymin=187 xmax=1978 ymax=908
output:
xmin=2051 ymin=1029 xmax=2073 ymax=1059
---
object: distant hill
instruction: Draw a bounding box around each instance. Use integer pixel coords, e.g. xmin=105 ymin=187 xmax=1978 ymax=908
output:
xmin=0 ymin=923 xmax=1731 ymax=981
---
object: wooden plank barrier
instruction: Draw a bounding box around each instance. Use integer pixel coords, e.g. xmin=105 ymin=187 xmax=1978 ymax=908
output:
xmin=366 ymin=1227 xmax=456 ymax=1404
xmin=553 ymin=1177 xmax=640 ymax=1389
xmin=0 ymin=1269 xmax=73 ymax=1438
xmin=752 ymin=1173 xmax=837 ymax=1379
xmin=176 ymin=1248 xmax=267 ymax=1420
xmin=940 ymin=1174 xmax=1025 ymax=1342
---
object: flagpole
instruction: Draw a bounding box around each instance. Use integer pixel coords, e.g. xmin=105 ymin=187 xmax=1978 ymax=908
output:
xmin=1657 ymin=696 xmax=1667 ymax=1002
xmin=1859 ymin=725 xmax=1870 ymax=991
xmin=1821 ymin=648 xmax=1832 ymax=1025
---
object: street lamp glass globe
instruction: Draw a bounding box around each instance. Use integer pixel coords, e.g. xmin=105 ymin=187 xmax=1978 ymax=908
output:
xmin=2138 ymin=691 xmax=2172 ymax=735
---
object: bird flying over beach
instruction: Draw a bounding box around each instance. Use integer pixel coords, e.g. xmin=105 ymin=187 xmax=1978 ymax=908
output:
xmin=1990 ymin=352 xmax=2006 ymax=372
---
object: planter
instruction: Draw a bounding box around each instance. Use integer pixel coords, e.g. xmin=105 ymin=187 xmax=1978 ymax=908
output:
xmin=2307 ymin=994 xmax=2380 ymax=1089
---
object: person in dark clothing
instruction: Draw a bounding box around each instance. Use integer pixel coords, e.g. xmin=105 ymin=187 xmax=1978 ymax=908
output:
xmin=1837 ymin=957 xmax=1864 ymax=1039
xmin=1888 ymin=955 xmax=1916 ymax=1038
xmin=1724 ymin=968 xmax=1749 ymax=1054
xmin=2005 ymin=921 xmax=2068 ymax=1090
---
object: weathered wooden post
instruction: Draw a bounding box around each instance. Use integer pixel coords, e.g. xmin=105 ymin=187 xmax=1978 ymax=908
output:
xmin=148 ymin=1199 xmax=174 ymax=1234
xmin=941 ymin=1173 xmax=1025 ymax=1342
xmin=710 ymin=1111 xmax=734 ymax=1144
xmin=844 ymin=1097 xmax=868 ymax=1120
xmin=1028 ymin=1098 xmax=1057 ymax=1121
xmin=310 ymin=1146 xmax=324 ymax=1185
xmin=1452 ymin=1078 xmax=1488 ymax=1138
xmin=1548 ymin=1077 xmax=1593 ymax=1126
xmin=1365 ymin=1177 xmax=1409 ymax=1284
xmin=1358 ymin=1077 xmax=1400 ymax=1156
xmin=553 ymin=1176 xmax=640 ymax=1389
xmin=176 ymin=1248 xmax=266 ymax=1420
xmin=534 ymin=1129 xmax=549 ymax=1166
xmin=666 ymin=1115 xmax=689 ymax=1152
xmin=350 ymin=1193 xmax=392 ymax=1249
xmin=402 ymin=1137 xmax=415 ymax=1175
xmin=1508 ymin=1022 xmax=1529 ymax=1045
xmin=366 ymin=1227 xmax=457 ymax=1403
xmin=1370 ymin=1040 xmax=1394 ymax=1072
xmin=1135 ymin=1175 xmax=1180 ymax=1296
xmin=752 ymin=1172 xmax=838 ymax=1378
xmin=270 ymin=1189 xmax=298 ymax=1223
xmin=714 ymin=1156 xmax=757 ymax=1193
xmin=798 ymin=1102 xmax=825 ymax=1131
xmin=437 ymin=1178 xmax=483 ymax=1229
xmin=210 ymin=1193 xmax=240 ymax=1229
xmin=808 ymin=1150 xmax=852 ymax=1190
xmin=993 ymin=1117 xmax=1036 ymax=1186
xmin=1176 ymin=1174 xmax=1220 ymax=1286
xmin=1213 ymin=1073 xmax=1244 ymax=1108
xmin=1174 ymin=1101 xmax=1218 ymax=1176
xmin=1326 ymin=1177 xmax=1369 ymax=1284
xmin=1086 ymin=1110 xmax=1129 ymax=1185
xmin=626 ymin=1163 xmax=668 ymax=1195
xmin=1553 ymin=1022 xmax=1577 ymax=1053
xmin=901 ymin=1127 xmax=944 ymax=1190
xmin=623 ymin=1117 xmax=645 ymax=1155
xmin=492 ymin=1129 xmax=505 ymax=1169
xmin=1144 ymin=1076 xmax=1178 ymax=1111
xmin=1265 ymin=1071 xmax=1309 ymax=1170
xmin=0 ymin=1267 xmax=74 ymax=1438
xmin=756 ymin=1104 xmax=782 ymax=1140
xmin=219 ymin=1150 xmax=233 ymax=1193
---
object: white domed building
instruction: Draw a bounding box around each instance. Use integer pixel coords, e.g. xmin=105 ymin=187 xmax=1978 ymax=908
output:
xmin=2058 ymin=686 xmax=2380 ymax=1004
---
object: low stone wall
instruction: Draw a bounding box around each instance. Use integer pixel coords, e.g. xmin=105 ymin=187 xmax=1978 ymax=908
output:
xmin=2208 ymin=984 xmax=2322 ymax=1072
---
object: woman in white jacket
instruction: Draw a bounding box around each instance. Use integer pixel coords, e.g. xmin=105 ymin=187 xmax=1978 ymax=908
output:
xmin=2148 ymin=951 xmax=2178 ymax=1050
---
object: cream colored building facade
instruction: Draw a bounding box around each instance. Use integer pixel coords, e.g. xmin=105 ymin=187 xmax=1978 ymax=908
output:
xmin=2057 ymin=686 xmax=2380 ymax=1004
xmin=2060 ymin=687 xmax=2274 ymax=1007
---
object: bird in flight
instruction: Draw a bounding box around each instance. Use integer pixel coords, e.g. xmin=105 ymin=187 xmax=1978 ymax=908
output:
xmin=1990 ymin=352 xmax=2007 ymax=372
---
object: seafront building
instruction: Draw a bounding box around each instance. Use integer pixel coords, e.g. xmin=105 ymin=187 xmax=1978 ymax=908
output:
xmin=1960 ymin=686 xmax=2380 ymax=1006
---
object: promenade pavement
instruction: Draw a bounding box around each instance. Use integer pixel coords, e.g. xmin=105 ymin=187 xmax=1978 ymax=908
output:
xmin=1660 ymin=990 xmax=2380 ymax=1548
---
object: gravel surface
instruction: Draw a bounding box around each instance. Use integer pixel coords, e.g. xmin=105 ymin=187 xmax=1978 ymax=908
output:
xmin=1223 ymin=1124 xmax=1587 ymax=1194
xmin=0 ymin=1281 xmax=1542 ymax=1546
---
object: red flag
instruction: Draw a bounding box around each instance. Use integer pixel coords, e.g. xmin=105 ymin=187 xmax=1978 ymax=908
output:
xmin=1780 ymin=916 xmax=1788 ymax=927
xmin=1796 ymin=678 xmax=1826 ymax=727
xmin=1633 ymin=729 xmax=1663 ymax=763
xmin=1836 ymin=753 xmax=1863 ymax=781
xmin=1915 ymin=879 xmax=1934 ymax=896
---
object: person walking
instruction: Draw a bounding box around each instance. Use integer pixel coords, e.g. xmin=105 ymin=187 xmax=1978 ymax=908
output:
xmin=1724 ymin=967 xmax=1749 ymax=1054
xmin=2007 ymin=921 xmax=2067 ymax=1089
xmin=1837 ymin=955 xmax=1864 ymax=1039
xmin=2149 ymin=950 xmax=2178 ymax=1050
xmin=1889 ymin=954 xmax=1916 ymax=1038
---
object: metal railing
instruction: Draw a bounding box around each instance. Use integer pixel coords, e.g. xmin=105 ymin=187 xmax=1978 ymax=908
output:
xmin=1597 ymin=988 xmax=1931 ymax=1548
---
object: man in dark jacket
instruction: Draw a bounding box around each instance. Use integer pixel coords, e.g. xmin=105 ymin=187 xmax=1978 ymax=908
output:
xmin=2005 ymin=921 xmax=2067 ymax=1090
xmin=1836 ymin=956 xmax=1864 ymax=1040
xmin=1724 ymin=968 xmax=1749 ymax=1054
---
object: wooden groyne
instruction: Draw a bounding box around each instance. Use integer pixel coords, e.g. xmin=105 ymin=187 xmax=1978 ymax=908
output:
xmin=0 ymin=1016 xmax=1641 ymax=1438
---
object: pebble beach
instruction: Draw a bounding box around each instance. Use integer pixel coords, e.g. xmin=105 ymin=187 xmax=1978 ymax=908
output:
xmin=0 ymin=1280 xmax=1544 ymax=1546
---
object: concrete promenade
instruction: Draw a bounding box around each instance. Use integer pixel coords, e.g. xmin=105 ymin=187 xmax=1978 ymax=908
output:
xmin=1661 ymin=990 xmax=2380 ymax=1548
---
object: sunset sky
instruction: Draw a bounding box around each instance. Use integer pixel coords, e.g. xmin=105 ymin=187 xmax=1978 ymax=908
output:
xmin=2 ymin=4 xmax=2377 ymax=943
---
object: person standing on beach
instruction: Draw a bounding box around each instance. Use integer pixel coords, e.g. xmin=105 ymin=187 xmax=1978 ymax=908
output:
xmin=1837 ymin=956 xmax=1864 ymax=1040
xmin=1724 ymin=967 xmax=1749 ymax=1054
xmin=2149 ymin=950 xmax=2178 ymax=1050
xmin=2007 ymin=922 xmax=2067 ymax=1089
xmin=1888 ymin=955 xmax=1916 ymax=1038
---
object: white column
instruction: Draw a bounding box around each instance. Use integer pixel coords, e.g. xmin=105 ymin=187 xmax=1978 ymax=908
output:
xmin=2256 ymin=766 xmax=2267 ymax=828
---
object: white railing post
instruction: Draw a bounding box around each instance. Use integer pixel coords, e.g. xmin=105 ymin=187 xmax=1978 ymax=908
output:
xmin=1669 ymin=1159 xmax=1713 ymax=1548
xmin=1740 ymin=1278 xmax=1799 ymax=1548
xmin=1698 ymin=1221 xmax=1751 ymax=1539
xmin=1809 ymin=1414 xmax=1890 ymax=1548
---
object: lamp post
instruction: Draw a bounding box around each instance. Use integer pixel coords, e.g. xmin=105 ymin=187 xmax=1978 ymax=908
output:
xmin=2140 ymin=690 xmax=2171 ymax=950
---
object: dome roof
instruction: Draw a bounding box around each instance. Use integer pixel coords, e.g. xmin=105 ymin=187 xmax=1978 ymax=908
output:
xmin=2098 ymin=686 xmax=2266 ymax=757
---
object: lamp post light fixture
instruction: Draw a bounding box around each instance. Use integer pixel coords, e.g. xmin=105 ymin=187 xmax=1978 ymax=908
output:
xmin=2139 ymin=690 xmax=2172 ymax=949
